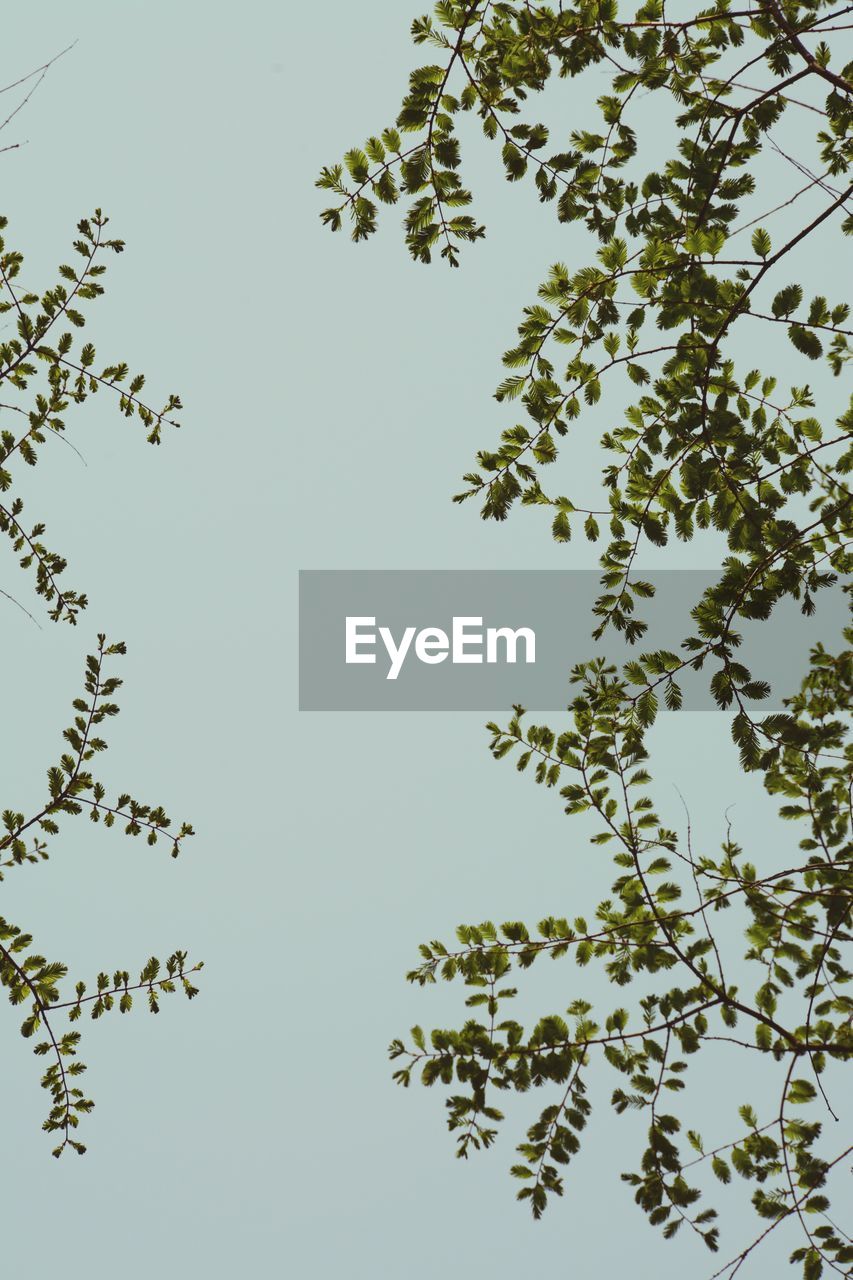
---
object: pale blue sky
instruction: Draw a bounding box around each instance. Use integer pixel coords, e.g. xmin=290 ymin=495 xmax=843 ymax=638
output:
xmin=1 ymin=5 xmax=845 ymax=1277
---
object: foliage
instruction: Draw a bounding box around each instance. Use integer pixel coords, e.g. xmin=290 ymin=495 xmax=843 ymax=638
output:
xmin=0 ymin=207 xmax=199 ymax=1156
xmin=0 ymin=209 xmax=182 ymax=622
xmin=319 ymin=2 xmax=852 ymax=1275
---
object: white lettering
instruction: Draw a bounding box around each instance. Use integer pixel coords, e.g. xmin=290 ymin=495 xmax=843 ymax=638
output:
xmin=379 ymin=625 xmax=416 ymax=681
xmin=415 ymin=628 xmax=449 ymax=664
xmin=345 ymin=617 xmax=376 ymax=664
xmin=452 ymin=616 xmax=484 ymax=664
xmin=486 ymin=626 xmax=536 ymax=665
xmin=345 ymin=617 xmax=536 ymax=678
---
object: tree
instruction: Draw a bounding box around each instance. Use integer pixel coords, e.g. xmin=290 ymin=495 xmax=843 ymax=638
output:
xmin=317 ymin=3 xmax=852 ymax=1275
xmin=0 ymin=202 xmax=201 ymax=1156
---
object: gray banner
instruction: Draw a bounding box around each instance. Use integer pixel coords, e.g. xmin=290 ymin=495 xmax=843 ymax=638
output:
xmin=298 ymin=570 xmax=849 ymax=711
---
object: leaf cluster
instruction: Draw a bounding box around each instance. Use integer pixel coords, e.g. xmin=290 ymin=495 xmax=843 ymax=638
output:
xmin=320 ymin=3 xmax=853 ymax=1274
xmin=0 ymin=211 xmax=199 ymax=1156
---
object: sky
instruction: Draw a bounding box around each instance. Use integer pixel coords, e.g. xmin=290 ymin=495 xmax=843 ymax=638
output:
xmin=0 ymin=5 xmax=847 ymax=1278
